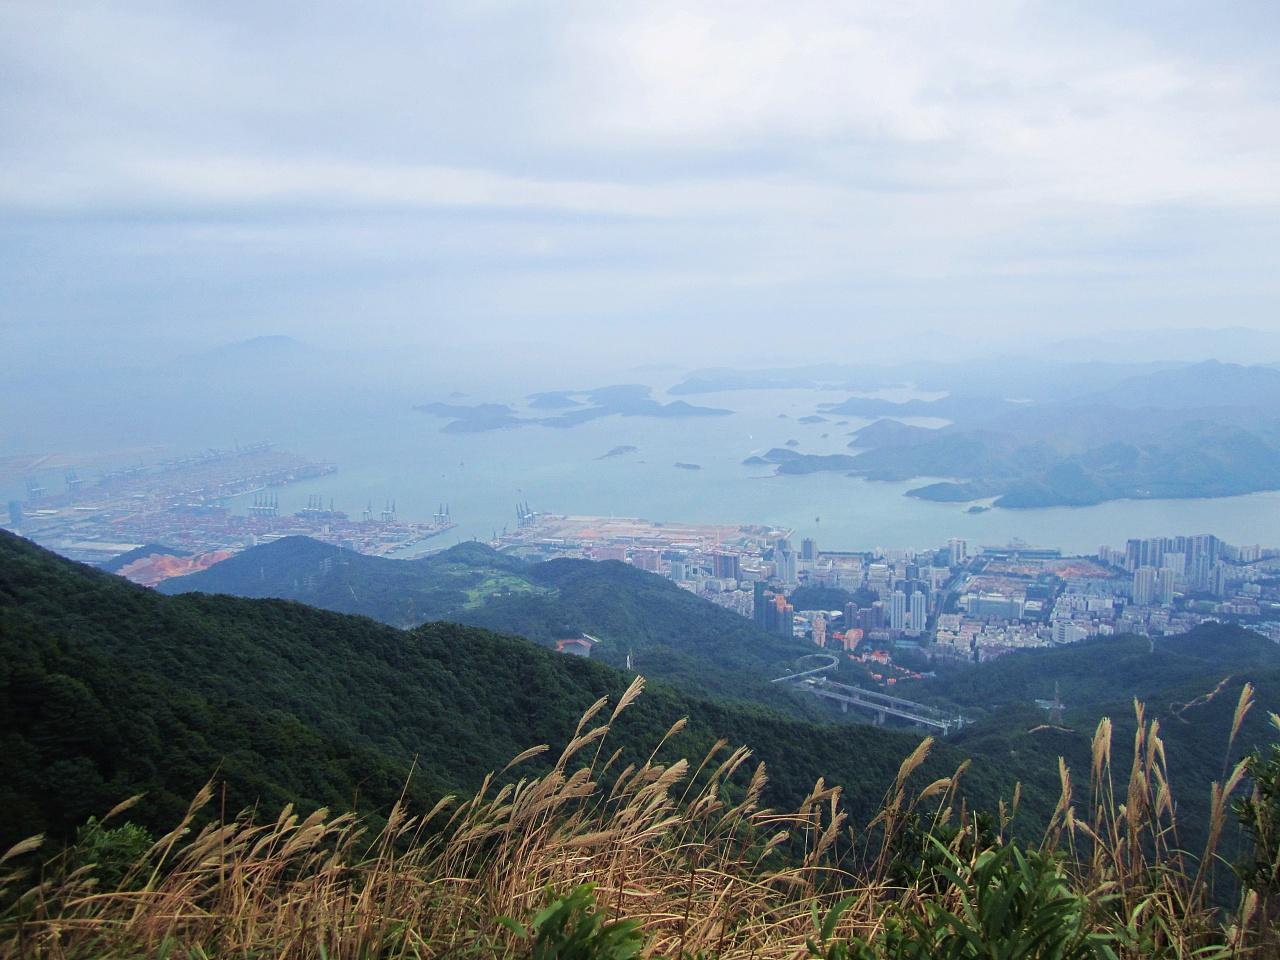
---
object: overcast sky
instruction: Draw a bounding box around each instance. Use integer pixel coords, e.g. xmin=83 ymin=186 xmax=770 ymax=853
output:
xmin=3 ymin=1 xmax=1279 ymax=372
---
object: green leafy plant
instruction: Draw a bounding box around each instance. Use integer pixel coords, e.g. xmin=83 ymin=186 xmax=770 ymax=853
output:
xmin=1234 ymin=716 xmax=1280 ymax=898
xmin=500 ymin=883 xmax=646 ymax=960
xmin=810 ymin=840 xmax=1121 ymax=960
xmin=67 ymin=816 xmax=154 ymax=891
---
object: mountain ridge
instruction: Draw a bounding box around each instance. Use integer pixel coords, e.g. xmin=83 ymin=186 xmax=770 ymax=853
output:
xmin=158 ymin=537 xmax=822 ymax=706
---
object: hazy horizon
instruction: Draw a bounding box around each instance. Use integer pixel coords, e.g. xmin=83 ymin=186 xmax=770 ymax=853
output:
xmin=5 ymin=1 xmax=1280 ymax=555
xmin=4 ymin=1 xmax=1280 ymax=384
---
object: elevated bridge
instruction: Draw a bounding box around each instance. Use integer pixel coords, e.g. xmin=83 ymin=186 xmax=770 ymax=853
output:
xmin=775 ymin=667 xmax=967 ymax=735
xmin=769 ymin=654 xmax=839 ymax=684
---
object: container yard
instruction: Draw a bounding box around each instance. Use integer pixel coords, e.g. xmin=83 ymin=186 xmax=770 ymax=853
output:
xmin=5 ymin=442 xmax=456 ymax=571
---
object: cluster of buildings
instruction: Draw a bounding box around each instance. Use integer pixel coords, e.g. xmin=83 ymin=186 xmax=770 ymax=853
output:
xmin=496 ymin=514 xmax=793 ymax=617
xmin=3 ymin=443 xmax=456 ymax=570
xmin=1061 ymin=534 xmax=1280 ymax=641
xmin=501 ymin=514 xmax=1280 ymax=670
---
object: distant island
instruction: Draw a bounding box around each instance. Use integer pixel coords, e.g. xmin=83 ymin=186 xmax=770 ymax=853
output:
xmin=674 ymin=461 xmax=702 ymax=470
xmin=749 ymin=362 xmax=1280 ymax=508
xmin=416 ymin=384 xmax=731 ymax=432
xmin=415 ymin=401 xmax=524 ymax=433
xmin=744 ymin=448 xmax=860 ymax=475
xmin=527 ymin=390 xmax=582 ymax=409
xmin=597 ymin=445 xmax=639 ymax=460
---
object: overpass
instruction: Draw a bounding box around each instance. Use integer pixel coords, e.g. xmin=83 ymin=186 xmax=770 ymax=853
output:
xmin=776 ymin=670 xmax=967 ymax=735
xmin=806 ymin=678 xmax=966 ymax=734
xmin=769 ymin=654 xmax=839 ymax=684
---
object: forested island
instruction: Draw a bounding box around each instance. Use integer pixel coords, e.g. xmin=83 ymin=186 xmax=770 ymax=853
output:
xmin=746 ymin=361 xmax=1280 ymax=508
xmin=416 ymin=383 xmax=730 ymax=431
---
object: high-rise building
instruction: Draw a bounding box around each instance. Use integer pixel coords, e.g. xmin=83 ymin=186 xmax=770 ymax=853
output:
xmin=909 ymin=591 xmax=927 ymax=635
xmin=773 ymin=593 xmax=795 ymax=637
xmin=1155 ymin=569 xmax=1176 ymax=605
xmin=669 ymin=560 xmax=687 ymax=581
xmin=1132 ymin=566 xmax=1157 ymax=605
xmin=711 ymin=552 xmax=741 ymax=581
xmin=890 ymin=589 xmax=907 ymax=631
xmin=6 ymin=500 xmax=21 ymax=530
xmin=1190 ymin=554 xmax=1212 ymax=591
xmin=752 ymin=582 xmax=793 ymax=636
xmin=775 ymin=548 xmax=798 ymax=584
xmin=812 ymin=614 xmax=827 ymax=647
xmin=859 ymin=602 xmax=884 ymax=630
xmin=1211 ymin=562 xmax=1229 ymax=598
xmin=947 ymin=538 xmax=968 ymax=567
xmin=1188 ymin=534 xmax=1220 ymax=567
xmin=800 ymin=537 xmax=818 ymax=561
xmin=843 ymin=601 xmax=858 ymax=626
xmin=1142 ymin=538 xmax=1165 ymax=569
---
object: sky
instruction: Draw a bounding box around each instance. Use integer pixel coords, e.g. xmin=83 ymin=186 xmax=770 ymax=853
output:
xmin=3 ymin=0 xmax=1279 ymax=374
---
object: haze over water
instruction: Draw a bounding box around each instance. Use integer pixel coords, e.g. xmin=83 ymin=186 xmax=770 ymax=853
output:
xmin=5 ymin=4 xmax=1280 ymax=559
xmin=229 ymin=384 xmax=1280 ymax=556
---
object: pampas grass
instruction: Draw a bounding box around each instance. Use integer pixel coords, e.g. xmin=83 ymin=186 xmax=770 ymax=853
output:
xmin=0 ymin=677 xmax=1271 ymax=959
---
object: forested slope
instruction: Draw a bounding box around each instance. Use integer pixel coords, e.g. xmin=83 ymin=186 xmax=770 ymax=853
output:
xmin=159 ymin=537 xmax=820 ymax=704
xmin=1 ymin=531 xmax=956 ymax=848
xmin=8 ymin=530 xmax=1276 ymax=865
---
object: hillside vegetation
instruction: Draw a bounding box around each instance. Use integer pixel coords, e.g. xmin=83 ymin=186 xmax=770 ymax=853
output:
xmin=150 ymin=535 xmax=1280 ymax=854
xmin=3 ymin=680 xmax=1278 ymax=958
xmin=7 ymin=531 xmax=1280 ymax=956
xmin=1 ymin=531 xmax=970 ymax=849
xmin=159 ymin=537 xmax=821 ymax=706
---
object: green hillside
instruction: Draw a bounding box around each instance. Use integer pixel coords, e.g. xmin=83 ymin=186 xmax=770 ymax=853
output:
xmin=158 ymin=537 xmax=821 ymax=705
xmin=156 ymin=537 xmax=531 ymax=628
xmin=900 ymin=625 xmax=1280 ymax=712
xmin=1 ymin=531 xmax=958 ymax=849
xmin=903 ymin=626 xmax=1280 ymax=856
xmin=7 ymin=529 xmax=1278 ymax=868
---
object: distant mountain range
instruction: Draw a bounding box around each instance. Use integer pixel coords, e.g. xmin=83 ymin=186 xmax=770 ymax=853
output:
xmin=1075 ymin=359 xmax=1280 ymax=411
xmin=758 ymin=361 xmax=1280 ymax=508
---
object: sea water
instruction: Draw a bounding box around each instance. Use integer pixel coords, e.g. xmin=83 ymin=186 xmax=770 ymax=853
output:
xmin=233 ymin=386 xmax=1280 ymax=556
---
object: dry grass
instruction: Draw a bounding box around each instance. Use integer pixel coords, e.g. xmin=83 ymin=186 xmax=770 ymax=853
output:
xmin=0 ymin=676 xmax=1272 ymax=959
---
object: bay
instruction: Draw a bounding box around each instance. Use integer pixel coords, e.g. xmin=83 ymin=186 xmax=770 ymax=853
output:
xmin=236 ymin=387 xmax=1280 ymax=556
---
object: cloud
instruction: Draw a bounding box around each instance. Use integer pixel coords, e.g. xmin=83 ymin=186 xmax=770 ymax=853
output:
xmin=1 ymin=0 xmax=1278 ymax=364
